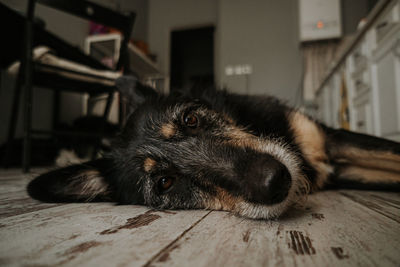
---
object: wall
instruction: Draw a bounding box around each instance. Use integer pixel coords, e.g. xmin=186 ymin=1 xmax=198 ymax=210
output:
xmin=0 ymin=0 xmax=374 ymax=145
xmin=147 ymin=0 xmax=374 ymax=104
xmin=148 ymin=0 xmax=302 ymax=104
xmin=217 ymin=0 xmax=302 ymax=104
xmin=148 ymin=0 xmax=218 ymax=81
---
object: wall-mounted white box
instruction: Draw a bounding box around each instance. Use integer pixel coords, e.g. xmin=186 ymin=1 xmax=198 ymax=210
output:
xmin=299 ymin=0 xmax=342 ymax=42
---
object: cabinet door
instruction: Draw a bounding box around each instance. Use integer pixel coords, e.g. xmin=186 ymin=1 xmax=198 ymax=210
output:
xmin=330 ymin=74 xmax=341 ymax=128
xmin=354 ymin=101 xmax=373 ymax=134
xmin=375 ymin=41 xmax=400 ymax=137
xmin=315 ymin=91 xmax=325 ymax=122
xmin=322 ymin=85 xmax=333 ymax=126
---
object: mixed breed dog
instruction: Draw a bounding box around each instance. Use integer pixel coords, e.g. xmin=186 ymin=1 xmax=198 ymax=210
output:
xmin=28 ymin=76 xmax=400 ymax=219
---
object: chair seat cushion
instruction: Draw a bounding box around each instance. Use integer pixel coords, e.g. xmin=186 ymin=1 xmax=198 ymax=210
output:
xmin=8 ymin=46 xmax=122 ymax=88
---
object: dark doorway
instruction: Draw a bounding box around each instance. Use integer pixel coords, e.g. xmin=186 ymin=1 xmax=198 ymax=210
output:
xmin=170 ymin=26 xmax=215 ymax=92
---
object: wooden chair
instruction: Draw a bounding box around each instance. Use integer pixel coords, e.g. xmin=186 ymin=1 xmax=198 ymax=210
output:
xmin=3 ymin=0 xmax=136 ymax=172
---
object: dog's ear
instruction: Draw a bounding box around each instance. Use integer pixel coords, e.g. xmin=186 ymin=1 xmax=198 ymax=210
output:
xmin=27 ymin=159 xmax=115 ymax=203
xmin=116 ymin=75 xmax=158 ymax=109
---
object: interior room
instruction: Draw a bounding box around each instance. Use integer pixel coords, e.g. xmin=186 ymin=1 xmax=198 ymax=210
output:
xmin=0 ymin=0 xmax=399 ymax=266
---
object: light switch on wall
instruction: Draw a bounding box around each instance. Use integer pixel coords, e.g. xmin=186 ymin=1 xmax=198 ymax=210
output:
xmin=225 ymin=64 xmax=253 ymax=76
xmin=224 ymin=64 xmax=252 ymax=94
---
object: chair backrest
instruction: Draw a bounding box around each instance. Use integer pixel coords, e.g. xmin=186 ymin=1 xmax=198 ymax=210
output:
xmin=31 ymin=0 xmax=136 ymax=72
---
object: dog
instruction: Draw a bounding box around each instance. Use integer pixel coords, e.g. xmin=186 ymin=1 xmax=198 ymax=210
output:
xmin=27 ymin=76 xmax=400 ymax=219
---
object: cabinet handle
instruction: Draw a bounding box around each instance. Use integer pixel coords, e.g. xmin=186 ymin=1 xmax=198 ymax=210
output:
xmin=357 ymin=121 xmax=365 ymax=127
xmin=376 ymin=21 xmax=388 ymax=30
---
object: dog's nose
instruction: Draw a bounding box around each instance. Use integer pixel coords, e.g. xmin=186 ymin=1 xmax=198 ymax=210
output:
xmin=244 ymin=156 xmax=292 ymax=205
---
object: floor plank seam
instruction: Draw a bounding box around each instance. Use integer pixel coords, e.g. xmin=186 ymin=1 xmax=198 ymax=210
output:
xmin=142 ymin=211 xmax=213 ymax=267
xmin=0 ymin=203 xmax=65 ymax=221
xmin=368 ymin=194 xmax=400 ymax=208
xmin=0 ymin=204 xmax=62 ymax=220
xmin=340 ymin=192 xmax=400 ymax=224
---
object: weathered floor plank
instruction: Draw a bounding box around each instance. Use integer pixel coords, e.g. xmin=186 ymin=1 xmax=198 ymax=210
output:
xmin=146 ymin=191 xmax=400 ymax=267
xmin=0 ymin=170 xmax=61 ymax=219
xmin=0 ymin=196 xmax=60 ymax=219
xmin=0 ymin=169 xmax=211 ymax=266
xmin=0 ymin=169 xmax=399 ymax=267
xmin=340 ymin=190 xmax=400 ymax=223
xmin=0 ymin=203 xmax=210 ymax=266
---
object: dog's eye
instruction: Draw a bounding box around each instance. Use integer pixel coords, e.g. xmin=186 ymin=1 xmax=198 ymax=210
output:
xmin=157 ymin=177 xmax=174 ymax=193
xmin=184 ymin=113 xmax=198 ymax=128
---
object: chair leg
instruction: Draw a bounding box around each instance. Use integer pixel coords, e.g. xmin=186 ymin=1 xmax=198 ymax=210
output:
xmin=2 ymin=69 xmax=24 ymax=167
xmin=22 ymin=2 xmax=36 ymax=173
xmin=103 ymin=92 xmax=114 ymax=121
xmin=91 ymin=92 xmax=114 ymax=160
xmin=22 ymin=75 xmax=33 ymax=173
xmin=52 ymin=91 xmax=60 ymax=129
xmin=118 ymin=92 xmax=125 ymax=128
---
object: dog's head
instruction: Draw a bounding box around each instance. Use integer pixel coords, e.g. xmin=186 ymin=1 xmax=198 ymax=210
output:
xmin=28 ymin=77 xmax=309 ymax=219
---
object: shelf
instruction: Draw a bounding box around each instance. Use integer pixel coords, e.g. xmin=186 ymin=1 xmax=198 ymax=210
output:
xmin=127 ymin=42 xmax=161 ymax=78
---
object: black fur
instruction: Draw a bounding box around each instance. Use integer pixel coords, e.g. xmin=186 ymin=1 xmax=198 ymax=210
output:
xmin=27 ymin=77 xmax=400 ymax=219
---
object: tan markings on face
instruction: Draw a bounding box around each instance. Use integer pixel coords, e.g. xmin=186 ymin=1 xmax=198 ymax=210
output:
xmin=143 ymin=158 xmax=157 ymax=173
xmin=222 ymin=113 xmax=235 ymax=124
xmin=160 ymin=123 xmax=176 ymax=139
xmin=223 ymin=126 xmax=260 ymax=149
xmin=331 ymin=147 xmax=400 ymax=173
xmin=204 ymin=187 xmax=241 ymax=211
xmin=339 ymin=165 xmax=400 ymax=184
xmin=289 ymin=111 xmax=332 ymax=190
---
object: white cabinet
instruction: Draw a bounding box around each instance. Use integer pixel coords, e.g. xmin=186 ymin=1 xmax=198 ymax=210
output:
xmin=353 ymin=93 xmax=374 ymax=134
xmin=372 ymin=32 xmax=400 ymax=140
xmin=330 ymin=73 xmax=341 ymax=128
xmin=373 ymin=1 xmax=400 ymax=46
xmin=371 ymin=0 xmax=400 ymax=141
xmin=316 ymin=73 xmax=341 ymax=128
xmin=315 ymin=0 xmax=400 ymax=142
xmin=348 ymin=38 xmax=375 ymax=135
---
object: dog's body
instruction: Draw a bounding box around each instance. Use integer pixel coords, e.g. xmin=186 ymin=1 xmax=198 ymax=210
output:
xmin=28 ymin=78 xmax=400 ymax=219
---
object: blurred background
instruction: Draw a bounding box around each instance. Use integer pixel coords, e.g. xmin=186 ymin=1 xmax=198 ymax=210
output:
xmin=0 ymin=0 xmax=399 ymax=169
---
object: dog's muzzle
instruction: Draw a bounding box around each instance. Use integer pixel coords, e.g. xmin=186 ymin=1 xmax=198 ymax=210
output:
xmin=241 ymin=155 xmax=292 ymax=205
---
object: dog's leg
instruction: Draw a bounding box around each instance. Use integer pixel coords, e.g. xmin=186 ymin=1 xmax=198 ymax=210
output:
xmin=324 ymin=128 xmax=400 ymax=190
xmin=27 ymin=159 xmax=115 ymax=202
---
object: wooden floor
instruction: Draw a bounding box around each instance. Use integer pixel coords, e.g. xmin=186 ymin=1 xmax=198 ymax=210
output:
xmin=0 ymin=168 xmax=399 ymax=267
